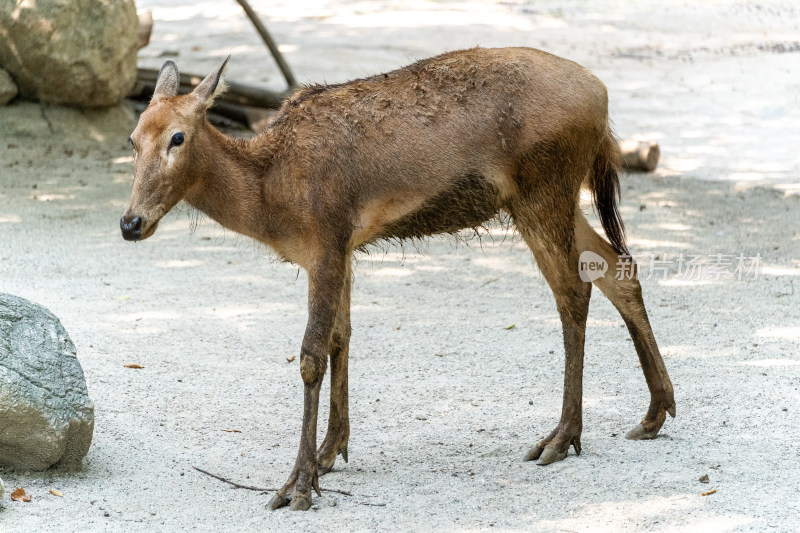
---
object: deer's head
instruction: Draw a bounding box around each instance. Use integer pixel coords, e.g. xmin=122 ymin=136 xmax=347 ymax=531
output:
xmin=120 ymin=57 xmax=229 ymax=241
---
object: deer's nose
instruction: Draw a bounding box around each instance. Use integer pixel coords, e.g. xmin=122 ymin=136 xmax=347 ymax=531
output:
xmin=120 ymin=215 xmax=143 ymax=241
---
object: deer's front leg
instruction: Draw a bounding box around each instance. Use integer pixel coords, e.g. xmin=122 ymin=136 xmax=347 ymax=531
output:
xmin=268 ymin=255 xmax=346 ymax=511
xmin=318 ymin=259 xmax=351 ymax=475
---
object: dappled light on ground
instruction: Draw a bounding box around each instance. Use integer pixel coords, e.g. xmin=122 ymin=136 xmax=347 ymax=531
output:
xmin=755 ymin=326 xmax=800 ymax=340
xmin=742 ymin=359 xmax=800 ymax=367
xmin=540 ymin=495 xmax=754 ymax=532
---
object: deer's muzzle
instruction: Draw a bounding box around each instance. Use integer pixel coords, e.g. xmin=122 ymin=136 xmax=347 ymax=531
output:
xmin=120 ymin=215 xmax=143 ymax=241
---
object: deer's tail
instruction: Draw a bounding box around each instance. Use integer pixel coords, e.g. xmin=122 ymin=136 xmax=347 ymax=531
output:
xmin=588 ymin=128 xmax=628 ymax=255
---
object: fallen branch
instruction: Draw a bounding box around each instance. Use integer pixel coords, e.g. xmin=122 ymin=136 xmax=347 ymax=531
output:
xmin=235 ymin=0 xmax=298 ymax=88
xmin=192 ymin=466 xmax=357 ymax=497
xmin=193 ymin=466 xmax=277 ymax=492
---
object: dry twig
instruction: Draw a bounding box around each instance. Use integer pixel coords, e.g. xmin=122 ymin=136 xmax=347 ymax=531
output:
xmin=235 ymin=0 xmax=298 ymax=88
xmin=192 ymin=466 xmax=359 ymax=497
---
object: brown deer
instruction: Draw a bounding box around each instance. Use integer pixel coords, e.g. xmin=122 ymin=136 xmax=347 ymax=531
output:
xmin=120 ymin=48 xmax=675 ymax=511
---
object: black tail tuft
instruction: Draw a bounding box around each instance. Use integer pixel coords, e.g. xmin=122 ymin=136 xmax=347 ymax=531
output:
xmin=590 ymin=131 xmax=628 ymax=256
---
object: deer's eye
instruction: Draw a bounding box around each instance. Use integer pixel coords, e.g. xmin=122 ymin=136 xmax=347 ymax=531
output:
xmin=170 ymin=132 xmax=185 ymax=148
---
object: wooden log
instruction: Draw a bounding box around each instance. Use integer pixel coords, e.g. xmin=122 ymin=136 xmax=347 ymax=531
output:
xmin=129 ymin=98 xmax=274 ymax=132
xmin=128 ymin=71 xmax=281 ymax=131
xmin=132 ymin=68 xmax=289 ymax=109
xmin=620 ymin=140 xmax=660 ymax=172
xmin=137 ymin=11 xmax=153 ymax=50
xmin=212 ymin=101 xmax=275 ymax=131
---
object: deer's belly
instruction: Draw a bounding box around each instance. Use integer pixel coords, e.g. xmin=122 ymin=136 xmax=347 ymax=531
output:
xmin=354 ymin=173 xmax=504 ymax=246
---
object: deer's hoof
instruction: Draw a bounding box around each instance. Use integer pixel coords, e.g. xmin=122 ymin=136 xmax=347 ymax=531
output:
xmin=318 ymin=447 xmax=347 ymax=476
xmin=267 ymin=493 xmax=290 ymax=510
xmin=536 ymin=446 xmax=568 ymax=465
xmin=524 ymin=443 xmax=568 ymax=465
xmin=317 ymin=436 xmax=349 ymax=477
xmin=524 ymin=433 xmax=580 ymax=465
xmin=523 ymin=444 xmax=544 ymax=462
xmin=290 ymin=494 xmax=312 ymax=511
xmin=625 ymin=423 xmax=660 ymax=440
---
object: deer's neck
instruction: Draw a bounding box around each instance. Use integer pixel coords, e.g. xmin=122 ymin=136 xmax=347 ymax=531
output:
xmin=184 ymin=125 xmax=278 ymax=243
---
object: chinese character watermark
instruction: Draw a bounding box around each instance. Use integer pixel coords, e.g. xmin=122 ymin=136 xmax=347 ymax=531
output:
xmin=577 ymin=251 xmax=762 ymax=281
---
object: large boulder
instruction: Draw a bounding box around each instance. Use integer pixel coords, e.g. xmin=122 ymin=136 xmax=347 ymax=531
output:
xmin=0 ymin=0 xmax=138 ymax=108
xmin=0 ymin=68 xmax=18 ymax=106
xmin=0 ymin=294 xmax=94 ymax=470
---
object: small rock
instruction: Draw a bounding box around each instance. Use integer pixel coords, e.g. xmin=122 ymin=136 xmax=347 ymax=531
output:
xmin=0 ymin=293 xmax=94 ymax=470
xmin=0 ymin=68 xmax=18 ymax=106
xmin=699 ymin=474 xmax=710 ymax=483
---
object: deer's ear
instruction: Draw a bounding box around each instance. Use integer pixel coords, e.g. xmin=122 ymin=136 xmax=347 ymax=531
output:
xmin=191 ymin=56 xmax=230 ymax=110
xmin=152 ymin=60 xmax=179 ymax=103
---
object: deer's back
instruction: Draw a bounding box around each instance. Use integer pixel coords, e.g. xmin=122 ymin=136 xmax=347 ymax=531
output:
xmin=262 ymin=47 xmax=610 ymax=247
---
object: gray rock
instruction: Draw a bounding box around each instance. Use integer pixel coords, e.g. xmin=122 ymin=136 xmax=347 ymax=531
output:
xmin=0 ymin=68 xmax=17 ymax=106
xmin=0 ymin=101 xmax=136 ymax=141
xmin=0 ymin=294 xmax=94 ymax=470
xmin=0 ymin=0 xmax=138 ymax=108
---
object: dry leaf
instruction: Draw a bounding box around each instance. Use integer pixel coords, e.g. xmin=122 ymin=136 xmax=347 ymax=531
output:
xmin=124 ymin=364 xmax=144 ymax=369
xmin=222 ymin=429 xmax=241 ymax=433
xmin=396 ymin=325 xmax=401 ymax=330
xmin=286 ymin=356 xmax=296 ymax=363
xmin=505 ymin=324 xmax=516 ymax=330
xmin=49 ymin=488 xmax=63 ymax=497
xmin=701 ymin=489 xmax=717 ymax=496
xmin=11 ymin=488 xmax=31 ymax=502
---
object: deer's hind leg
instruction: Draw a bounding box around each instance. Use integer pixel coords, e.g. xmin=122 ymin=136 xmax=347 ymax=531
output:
xmin=573 ymin=212 xmax=675 ymax=439
xmin=511 ymin=197 xmax=593 ymax=466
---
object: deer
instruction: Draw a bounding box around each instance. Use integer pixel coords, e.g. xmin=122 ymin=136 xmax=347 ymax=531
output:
xmin=120 ymin=47 xmax=675 ymax=511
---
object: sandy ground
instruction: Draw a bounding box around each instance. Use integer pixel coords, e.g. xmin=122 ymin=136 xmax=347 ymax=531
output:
xmin=1 ymin=1 xmax=800 ymax=531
